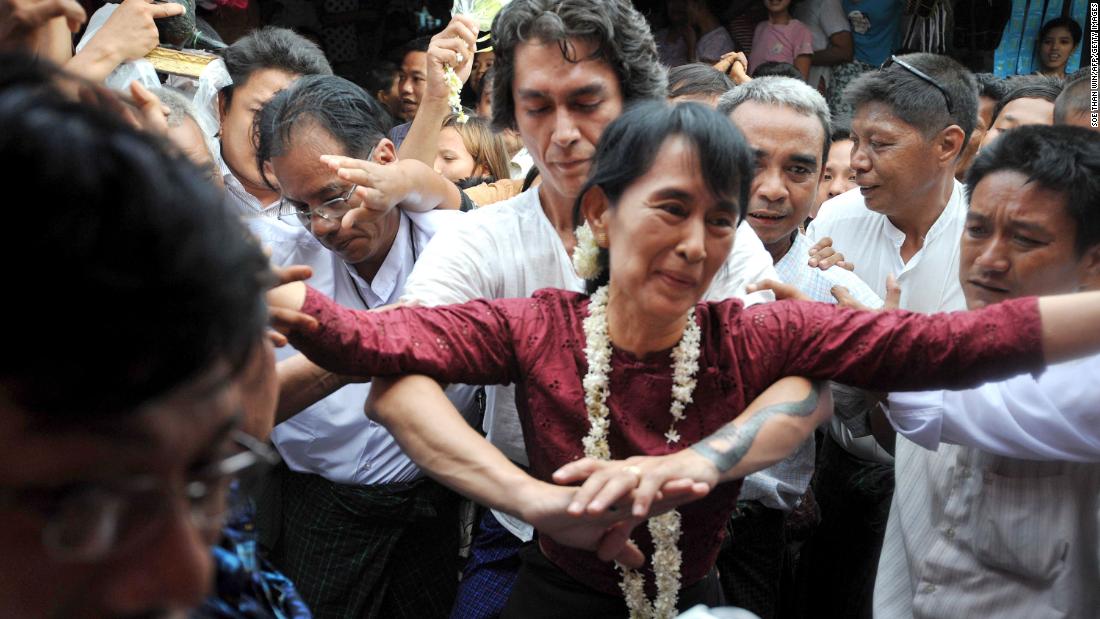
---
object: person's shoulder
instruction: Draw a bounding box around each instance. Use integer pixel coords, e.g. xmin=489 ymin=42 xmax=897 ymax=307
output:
xmin=247 ymin=216 xmax=320 ymax=255
xmin=814 ymin=187 xmax=878 ymax=223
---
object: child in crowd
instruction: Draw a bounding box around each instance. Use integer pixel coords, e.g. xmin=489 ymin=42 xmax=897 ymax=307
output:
xmin=434 ymin=113 xmax=512 ymax=185
xmin=748 ymin=0 xmax=813 ymax=81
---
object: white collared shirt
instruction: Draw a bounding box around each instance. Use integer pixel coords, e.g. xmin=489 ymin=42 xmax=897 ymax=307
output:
xmin=219 ymin=153 xmax=282 ymax=219
xmin=808 ymin=181 xmax=969 ymax=314
xmin=250 ymin=210 xmax=475 ymax=485
xmin=401 ymin=186 xmax=779 ymax=538
xmin=879 ymin=359 xmax=1100 ymax=617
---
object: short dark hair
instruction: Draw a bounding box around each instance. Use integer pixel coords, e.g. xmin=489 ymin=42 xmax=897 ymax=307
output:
xmin=221 ymin=27 xmax=332 ymax=106
xmin=0 ymin=79 xmax=270 ymax=418
xmin=991 ymin=75 xmax=1062 ymax=125
xmin=751 ymin=61 xmax=802 ymax=80
xmin=1054 ymin=75 xmax=1091 ymax=124
xmin=966 ymin=125 xmax=1100 ymax=255
xmin=831 ymin=119 xmax=852 ymax=142
xmin=844 ymin=52 xmax=978 ymax=145
xmin=363 ymin=61 xmax=399 ymax=95
xmin=395 ymin=35 xmax=431 ymax=62
xmin=573 ymin=101 xmax=753 ymax=292
xmin=256 ymin=75 xmax=390 ymax=188
xmin=973 ymin=72 xmax=1008 ymax=102
xmin=490 ymin=0 xmax=667 ymax=132
xmin=667 ymin=63 xmax=734 ymax=100
xmin=1039 ymin=17 xmax=1083 ymax=48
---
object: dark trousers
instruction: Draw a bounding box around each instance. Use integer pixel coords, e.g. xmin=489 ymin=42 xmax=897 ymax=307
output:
xmin=258 ymin=464 xmax=461 ymax=619
xmin=502 ymin=544 xmax=724 ymax=618
xmin=716 ymin=500 xmax=788 ymax=619
xmin=794 ymin=434 xmax=894 ymax=619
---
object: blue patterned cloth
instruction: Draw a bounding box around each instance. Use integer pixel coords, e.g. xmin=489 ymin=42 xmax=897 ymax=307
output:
xmin=193 ymin=484 xmax=312 ymax=619
xmin=450 ymin=510 xmax=528 ymax=619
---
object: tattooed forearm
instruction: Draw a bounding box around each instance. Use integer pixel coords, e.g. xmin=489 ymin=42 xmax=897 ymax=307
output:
xmin=690 ymin=382 xmax=821 ymax=473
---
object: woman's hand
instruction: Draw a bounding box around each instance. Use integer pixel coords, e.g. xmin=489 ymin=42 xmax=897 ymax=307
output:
xmin=553 ymin=450 xmax=717 ymax=520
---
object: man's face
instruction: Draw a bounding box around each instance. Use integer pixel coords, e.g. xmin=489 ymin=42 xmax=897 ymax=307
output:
xmin=269 ymin=128 xmax=401 ymax=267
xmin=980 ymin=97 xmax=1054 ymax=150
xmin=730 ymin=101 xmax=824 ymax=253
xmin=0 ymin=367 xmax=244 ymax=618
xmin=219 ymin=69 xmax=298 ymax=192
xmin=850 ymin=101 xmax=945 ymax=217
xmin=817 ymin=138 xmax=856 ymax=214
xmin=961 ymin=169 xmax=1099 ymax=309
xmin=398 ymin=50 xmax=428 ymax=121
xmin=512 ymin=38 xmax=623 ymax=207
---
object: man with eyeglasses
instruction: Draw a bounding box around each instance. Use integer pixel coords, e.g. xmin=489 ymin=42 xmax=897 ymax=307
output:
xmin=0 ymin=65 xmax=293 ymax=618
xmin=248 ymin=74 xmax=476 ymax=619
xmin=801 ymin=52 xmax=978 ymax=616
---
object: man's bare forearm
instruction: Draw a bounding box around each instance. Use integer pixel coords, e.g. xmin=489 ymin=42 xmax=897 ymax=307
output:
xmin=274 ymin=354 xmax=356 ymax=425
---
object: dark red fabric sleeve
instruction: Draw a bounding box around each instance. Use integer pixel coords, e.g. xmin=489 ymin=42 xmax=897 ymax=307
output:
xmin=733 ymin=297 xmax=1044 ymax=392
xmin=289 ymin=285 xmax=523 ymax=385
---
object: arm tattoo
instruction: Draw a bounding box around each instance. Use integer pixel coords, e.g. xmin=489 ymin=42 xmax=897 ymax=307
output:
xmin=691 ymin=382 xmax=821 ymax=473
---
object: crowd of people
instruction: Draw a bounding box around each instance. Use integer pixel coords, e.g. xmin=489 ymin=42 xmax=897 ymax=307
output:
xmin=0 ymin=0 xmax=1098 ymax=618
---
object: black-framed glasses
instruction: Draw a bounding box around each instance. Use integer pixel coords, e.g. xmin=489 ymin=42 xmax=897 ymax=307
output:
xmin=278 ymin=183 xmax=360 ymax=229
xmin=0 ymin=431 xmax=280 ymax=562
xmin=881 ymin=55 xmax=954 ymax=115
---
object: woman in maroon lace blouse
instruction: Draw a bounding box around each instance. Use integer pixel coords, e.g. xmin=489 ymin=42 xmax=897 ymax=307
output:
xmin=269 ymin=102 xmax=1100 ymax=617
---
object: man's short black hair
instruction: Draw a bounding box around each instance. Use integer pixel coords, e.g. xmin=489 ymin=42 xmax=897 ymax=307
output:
xmin=395 ymin=35 xmax=431 ymax=63
xmin=751 ymin=61 xmax=802 ymax=80
xmin=1039 ymin=16 xmax=1083 ymax=48
xmin=256 ymin=75 xmax=390 ymax=188
xmin=966 ymin=125 xmax=1100 ymax=255
xmin=363 ymin=61 xmax=399 ymax=95
xmin=667 ymin=63 xmax=734 ymax=100
xmin=221 ymin=26 xmax=333 ymax=106
xmin=973 ymin=72 xmax=1008 ymax=102
xmin=0 ymin=67 xmax=271 ymax=418
xmin=991 ymin=75 xmax=1062 ymax=125
xmin=831 ymin=117 xmax=852 ymax=142
xmin=1053 ymin=75 xmax=1090 ymax=124
xmin=845 ymin=52 xmax=978 ymax=145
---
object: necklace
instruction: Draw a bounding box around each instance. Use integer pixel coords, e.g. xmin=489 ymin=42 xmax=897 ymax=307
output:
xmin=580 ymin=285 xmax=702 ymax=618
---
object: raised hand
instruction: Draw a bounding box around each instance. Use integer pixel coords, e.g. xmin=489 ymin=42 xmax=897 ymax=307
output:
xmin=807 ymin=236 xmax=854 ymax=271
xmin=320 ymin=154 xmax=410 ymax=216
xmin=713 ymin=51 xmax=750 ymax=85
xmin=425 ymin=15 xmax=478 ymax=102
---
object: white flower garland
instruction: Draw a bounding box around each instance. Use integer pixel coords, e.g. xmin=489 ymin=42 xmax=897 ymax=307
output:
xmin=581 ymin=285 xmax=702 ymax=618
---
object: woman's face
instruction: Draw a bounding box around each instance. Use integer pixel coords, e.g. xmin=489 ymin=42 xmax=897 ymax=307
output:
xmin=1039 ymin=26 xmax=1075 ymax=73
xmin=591 ymin=136 xmax=738 ymax=324
xmin=472 ymin=51 xmax=495 ymax=93
xmin=434 ymin=127 xmax=483 ymax=182
xmin=764 ymin=0 xmax=791 ymax=16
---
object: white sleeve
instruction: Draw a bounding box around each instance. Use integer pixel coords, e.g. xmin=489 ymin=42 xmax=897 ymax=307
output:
xmin=820 ymin=0 xmax=851 ymax=36
xmin=705 ymin=220 xmax=777 ymax=306
xmin=888 ymin=355 xmax=1100 ymax=462
xmin=401 ymin=214 xmax=502 ymax=306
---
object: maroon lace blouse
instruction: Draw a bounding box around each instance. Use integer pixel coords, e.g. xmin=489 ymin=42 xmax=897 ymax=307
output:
xmin=291 ymin=286 xmax=1043 ymax=596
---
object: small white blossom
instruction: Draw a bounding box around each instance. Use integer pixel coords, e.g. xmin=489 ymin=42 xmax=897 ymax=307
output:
xmin=572 ymin=222 xmax=603 ymax=279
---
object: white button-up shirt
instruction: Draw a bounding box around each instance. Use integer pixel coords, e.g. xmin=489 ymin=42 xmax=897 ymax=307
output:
xmin=219 ymin=153 xmax=281 ymax=219
xmin=808 ymin=181 xmax=969 ymax=314
xmin=250 ymin=210 xmax=475 ymax=485
xmin=401 ymin=186 xmax=780 ymax=539
xmin=881 ymin=358 xmax=1100 ymax=617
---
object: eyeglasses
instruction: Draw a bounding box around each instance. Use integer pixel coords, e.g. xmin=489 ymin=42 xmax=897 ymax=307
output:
xmin=279 ymin=183 xmax=360 ymax=229
xmin=881 ymin=55 xmax=955 ymax=115
xmin=0 ymin=431 xmax=280 ymax=562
